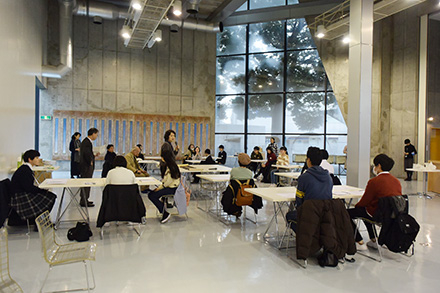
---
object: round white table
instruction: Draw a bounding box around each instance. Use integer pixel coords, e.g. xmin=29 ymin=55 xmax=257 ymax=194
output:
xmin=406 ymin=168 xmax=440 ymax=199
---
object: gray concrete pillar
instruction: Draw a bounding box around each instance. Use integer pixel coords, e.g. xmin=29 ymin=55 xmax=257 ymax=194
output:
xmin=347 ymin=0 xmax=373 ymax=188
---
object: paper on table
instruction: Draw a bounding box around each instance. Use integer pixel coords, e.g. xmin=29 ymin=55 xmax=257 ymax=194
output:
xmin=44 ymin=179 xmax=68 ymax=185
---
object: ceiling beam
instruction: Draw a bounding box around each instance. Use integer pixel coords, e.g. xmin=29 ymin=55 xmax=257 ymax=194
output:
xmin=222 ymin=0 xmax=344 ymax=26
xmin=206 ymin=0 xmax=247 ymax=22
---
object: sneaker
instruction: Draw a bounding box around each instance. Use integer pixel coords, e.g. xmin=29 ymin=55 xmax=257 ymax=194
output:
xmin=356 ymin=242 xmax=368 ymax=251
xmin=160 ymin=211 xmax=171 ymax=224
xmin=367 ymin=241 xmax=378 ymax=250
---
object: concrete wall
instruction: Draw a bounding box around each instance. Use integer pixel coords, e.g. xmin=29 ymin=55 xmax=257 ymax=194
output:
xmin=315 ymin=6 xmax=421 ymax=178
xmin=40 ymin=10 xmax=217 ymax=168
xmin=0 ymin=0 xmax=47 ymax=179
xmin=427 ymin=18 xmax=440 ymax=159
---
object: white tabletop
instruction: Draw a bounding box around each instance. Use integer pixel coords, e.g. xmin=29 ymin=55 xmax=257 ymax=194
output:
xmin=186 ymin=159 xmax=202 ymax=164
xmin=272 ymin=164 xmax=302 ymax=169
xmin=406 ymin=168 xmax=440 ymax=173
xmin=245 ymin=185 xmax=363 ymax=202
xmin=137 ymin=160 xmax=160 ymax=165
xmin=274 ymin=172 xmax=301 ymax=179
xmin=143 ymin=156 xmax=162 ymax=160
xmin=251 ymin=159 xmax=266 ymax=163
xmin=180 ymin=165 xmax=231 ymax=173
xmin=39 ymin=177 xmax=162 ymax=188
xmin=196 ymin=174 xmax=230 ymax=182
xmin=10 ymin=165 xmax=60 ymax=173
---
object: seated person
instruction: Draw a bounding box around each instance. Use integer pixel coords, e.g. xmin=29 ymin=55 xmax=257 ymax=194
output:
xmin=183 ymin=144 xmax=195 ymax=163
xmin=136 ymin=143 xmax=147 ymax=170
xmin=201 ymin=149 xmax=216 ymax=165
xmin=320 ymin=149 xmax=334 ymax=174
xmin=230 ymin=153 xmax=253 ymax=180
xmin=286 ymin=146 xmax=333 ymax=231
xmin=10 ymin=150 xmax=57 ymax=227
xmin=192 ymin=146 xmax=202 ymax=160
xmin=216 ymin=145 xmax=227 ymax=165
xmin=347 ymin=154 xmax=401 ymax=250
xmin=254 ymin=147 xmax=277 ymax=183
xmin=270 ymin=146 xmax=289 ymax=184
xmin=125 ymin=146 xmax=149 ymax=177
xmin=148 ymin=149 xmax=181 ymax=224
xmin=101 ymin=144 xmax=116 ymax=178
xmin=250 ymin=146 xmax=263 ymax=173
xmin=105 ymin=156 xmax=136 ymax=185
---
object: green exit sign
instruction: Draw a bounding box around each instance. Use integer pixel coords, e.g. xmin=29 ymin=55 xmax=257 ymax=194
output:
xmin=40 ymin=115 xmax=52 ymax=120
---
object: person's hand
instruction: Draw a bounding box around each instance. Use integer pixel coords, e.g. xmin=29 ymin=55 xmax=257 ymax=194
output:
xmin=262 ymin=164 xmax=266 ymax=168
xmin=175 ymin=144 xmax=180 ymax=151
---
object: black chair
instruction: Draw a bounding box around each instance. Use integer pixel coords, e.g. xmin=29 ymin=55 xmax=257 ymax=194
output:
xmin=97 ymin=184 xmax=147 ymax=238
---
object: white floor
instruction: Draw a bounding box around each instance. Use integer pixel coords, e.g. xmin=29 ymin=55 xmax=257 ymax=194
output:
xmin=5 ymin=174 xmax=440 ymax=293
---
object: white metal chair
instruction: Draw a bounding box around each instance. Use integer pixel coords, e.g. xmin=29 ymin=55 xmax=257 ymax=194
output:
xmin=0 ymin=227 xmax=23 ymax=293
xmin=35 ymin=211 xmax=96 ymax=293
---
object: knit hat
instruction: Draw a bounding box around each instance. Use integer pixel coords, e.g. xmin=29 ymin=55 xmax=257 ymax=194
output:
xmin=238 ymin=153 xmax=251 ymax=166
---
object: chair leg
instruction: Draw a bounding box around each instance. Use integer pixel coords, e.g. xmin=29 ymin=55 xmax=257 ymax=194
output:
xmin=100 ymin=227 xmax=103 ymax=240
xmin=355 ymin=219 xmax=382 ymax=262
xmin=40 ymin=262 xmax=96 ymax=293
xmin=40 ymin=266 xmax=52 ymax=293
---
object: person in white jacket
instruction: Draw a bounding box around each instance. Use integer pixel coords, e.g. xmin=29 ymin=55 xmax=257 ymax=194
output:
xmin=148 ymin=149 xmax=181 ymax=224
xmin=105 ymin=156 xmax=136 ymax=185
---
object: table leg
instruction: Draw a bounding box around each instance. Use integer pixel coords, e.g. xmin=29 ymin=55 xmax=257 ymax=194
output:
xmin=423 ymin=172 xmax=432 ymax=199
xmin=55 ymin=188 xmax=66 ymax=228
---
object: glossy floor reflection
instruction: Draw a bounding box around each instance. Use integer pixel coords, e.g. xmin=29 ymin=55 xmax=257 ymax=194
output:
xmin=6 ymin=176 xmax=440 ymax=292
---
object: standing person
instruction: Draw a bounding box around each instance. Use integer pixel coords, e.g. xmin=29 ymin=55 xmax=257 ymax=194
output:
xmin=183 ymin=144 xmax=195 ymax=163
xmin=69 ymin=132 xmax=81 ymax=178
xmin=268 ymin=137 xmax=279 ymax=156
xmin=161 ymin=129 xmax=182 ymax=160
xmin=10 ymin=150 xmax=57 ymax=227
xmin=347 ymin=154 xmax=401 ymax=250
xmin=79 ymin=128 xmax=99 ymax=207
xmin=101 ymin=144 xmax=116 ymax=178
xmin=148 ymin=149 xmax=181 ymax=224
xmin=404 ymin=139 xmax=417 ymax=181
xmin=270 ymin=146 xmax=289 ymax=184
xmin=254 ymin=147 xmax=277 ymax=182
xmin=216 ymin=145 xmax=227 ymax=165
xmin=250 ymin=146 xmax=263 ymax=173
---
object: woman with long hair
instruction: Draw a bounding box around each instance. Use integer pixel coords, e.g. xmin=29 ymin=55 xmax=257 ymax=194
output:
xmin=69 ymin=132 xmax=81 ymax=178
xmin=148 ymin=149 xmax=181 ymax=224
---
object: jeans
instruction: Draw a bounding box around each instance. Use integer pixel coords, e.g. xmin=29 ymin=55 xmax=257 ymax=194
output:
xmin=148 ymin=187 xmax=177 ymax=213
xmin=347 ymin=207 xmax=377 ymax=242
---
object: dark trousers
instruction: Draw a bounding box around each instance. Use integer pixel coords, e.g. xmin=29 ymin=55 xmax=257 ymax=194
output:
xmin=347 ymin=207 xmax=376 ymax=242
xmin=148 ymin=187 xmax=177 ymax=214
xmin=80 ymin=165 xmax=94 ymax=204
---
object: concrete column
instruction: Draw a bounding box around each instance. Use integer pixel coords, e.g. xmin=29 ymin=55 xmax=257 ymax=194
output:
xmin=418 ymin=15 xmax=428 ymax=173
xmin=347 ymin=0 xmax=373 ymax=188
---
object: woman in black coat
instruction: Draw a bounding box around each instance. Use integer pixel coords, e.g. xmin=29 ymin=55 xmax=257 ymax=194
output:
xmin=69 ymin=132 xmax=81 ymax=178
xmin=101 ymin=144 xmax=116 ymax=178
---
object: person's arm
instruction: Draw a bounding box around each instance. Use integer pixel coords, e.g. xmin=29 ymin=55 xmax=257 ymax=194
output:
xmin=125 ymin=154 xmax=137 ymax=173
xmin=355 ymin=179 xmax=376 ymax=208
xmin=295 ymin=177 xmax=305 ymax=208
xmin=69 ymin=140 xmax=75 ymax=153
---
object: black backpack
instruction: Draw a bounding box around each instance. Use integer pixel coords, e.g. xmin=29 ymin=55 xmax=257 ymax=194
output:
xmin=67 ymin=222 xmax=93 ymax=242
xmin=317 ymin=250 xmax=339 ymax=267
xmin=386 ymin=213 xmax=419 ymax=253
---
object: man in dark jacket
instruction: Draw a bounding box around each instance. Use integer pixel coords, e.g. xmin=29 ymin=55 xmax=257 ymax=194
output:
xmin=404 ymin=139 xmax=417 ymax=181
xmin=286 ymin=146 xmax=333 ymax=231
xmin=216 ymin=145 xmax=227 ymax=165
xmin=79 ymin=128 xmax=99 ymax=207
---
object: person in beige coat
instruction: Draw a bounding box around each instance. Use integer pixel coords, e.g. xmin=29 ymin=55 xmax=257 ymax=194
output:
xmin=125 ymin=146 xmax=149 ymax=177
